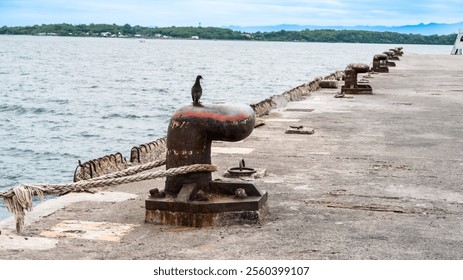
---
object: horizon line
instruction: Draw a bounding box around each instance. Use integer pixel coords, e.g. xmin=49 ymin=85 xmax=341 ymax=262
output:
xmin=3 ymin=20 xmax=463 ymax=28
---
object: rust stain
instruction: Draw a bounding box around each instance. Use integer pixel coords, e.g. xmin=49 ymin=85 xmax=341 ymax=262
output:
xmin=147 ymin=210 xmax=217 ymax=227
xmin=174 ymin=110 xmax=250 ymax=123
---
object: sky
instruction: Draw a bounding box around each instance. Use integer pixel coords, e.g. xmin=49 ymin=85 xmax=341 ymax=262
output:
xmin=0 ymin=0 xmax=462 ymax=27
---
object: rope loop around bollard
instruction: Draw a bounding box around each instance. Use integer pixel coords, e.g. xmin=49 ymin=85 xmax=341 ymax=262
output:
xmin=0 ymin=160 xmax=216 ymax=233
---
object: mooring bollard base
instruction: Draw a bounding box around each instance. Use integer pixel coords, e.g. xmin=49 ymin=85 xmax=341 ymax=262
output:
xmin=373 ymin=67 xmax=389 ymax=73
xmin=145 ymin=206 xmax=268 ymax=227
xmin=341 ymin=85 xmax=373 ymax=95
xmin=145 ymin=181 xmax=268 ymax=227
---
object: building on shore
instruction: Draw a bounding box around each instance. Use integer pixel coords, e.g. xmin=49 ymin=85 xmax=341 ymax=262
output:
xmin=451 ymin=29 xmax=463 ymax=55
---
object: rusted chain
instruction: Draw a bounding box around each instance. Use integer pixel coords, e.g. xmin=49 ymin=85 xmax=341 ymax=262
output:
xmin=0 ymin=163 xmax=216 ymax=233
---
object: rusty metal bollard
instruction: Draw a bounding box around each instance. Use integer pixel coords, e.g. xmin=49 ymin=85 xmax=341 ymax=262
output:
xmin=165 ymin=103 xmax=255 ymax=195
xmin=341 ymin=63 xmax=372 ymax=94
xmin=146 ymin=102 xmax=268 ymax=227
xmin=388 ymin=49 xmax=401 ymax=60
xmin=383 ymin=51 xmax=397 ymax=66
xmin=372 ymin=54 xmax=389 ymax=73
xmin=394 ymin=47 xmax=404 ymax=56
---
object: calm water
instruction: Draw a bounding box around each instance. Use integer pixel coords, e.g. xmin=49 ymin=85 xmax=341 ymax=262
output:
xmin=0 ymin=35 xmax=451 ymax=219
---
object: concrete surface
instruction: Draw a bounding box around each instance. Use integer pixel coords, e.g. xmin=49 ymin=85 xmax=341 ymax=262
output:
xmin=1 ymin=53 xmax=463 ymax=259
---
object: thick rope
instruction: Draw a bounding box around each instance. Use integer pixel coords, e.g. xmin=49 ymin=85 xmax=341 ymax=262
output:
xmin=0 ymin=163 xmax=216 ymax=233
xmin=85 ymin=158 xmax=166 ymax=182
xmin=0 ymin=158 xmax=166 ymax=199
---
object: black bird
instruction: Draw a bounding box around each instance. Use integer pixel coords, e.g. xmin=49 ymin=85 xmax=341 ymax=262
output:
xmin=191 ymin=75 xmax=203 ymax=104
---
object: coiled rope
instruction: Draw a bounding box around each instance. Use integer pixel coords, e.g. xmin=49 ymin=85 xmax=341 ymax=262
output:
xmin=0 ymin=159 xmax=216 ymax=233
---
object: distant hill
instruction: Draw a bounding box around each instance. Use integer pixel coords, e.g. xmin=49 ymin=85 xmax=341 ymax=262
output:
xmin=226 ymin=22 xmax=463 ymax=35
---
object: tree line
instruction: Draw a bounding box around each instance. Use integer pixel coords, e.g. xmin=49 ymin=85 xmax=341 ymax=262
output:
xmin=0 ymin=23 xmax=456 ymax=45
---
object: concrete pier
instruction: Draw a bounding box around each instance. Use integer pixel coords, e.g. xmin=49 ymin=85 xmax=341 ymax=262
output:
xmin=1 ymin=53 xmax=463 ymax=259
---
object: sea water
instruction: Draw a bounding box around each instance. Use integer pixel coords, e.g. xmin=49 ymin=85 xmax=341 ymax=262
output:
xmin=0 ymin=35 xmax=451 ymax=220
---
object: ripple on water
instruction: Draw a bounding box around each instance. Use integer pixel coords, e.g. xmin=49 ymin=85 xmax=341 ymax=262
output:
xmin=49 ymin=99 xmax=70 ymax=105
xmin=0 ymin=104 xmax=27 ymax=114
xmin=80 ymin=131 xmax=100 ymax=138
xmin=33 ymin=107 xmax=55 ymax=114
xmin=102 ymin=113 xmax=142 ymax=119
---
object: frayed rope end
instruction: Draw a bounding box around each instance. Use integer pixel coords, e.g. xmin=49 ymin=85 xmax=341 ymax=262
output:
xmin=2 ymin=185 xmax=44 ymax=233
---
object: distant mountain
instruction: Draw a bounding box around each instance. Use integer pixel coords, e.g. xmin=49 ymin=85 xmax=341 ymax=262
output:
xmin=226 ymin=22 xmax=463 ymax=35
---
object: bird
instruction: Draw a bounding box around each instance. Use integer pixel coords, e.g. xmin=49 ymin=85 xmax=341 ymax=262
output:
xmin=191 ymin=75 xmax=203 ymax=104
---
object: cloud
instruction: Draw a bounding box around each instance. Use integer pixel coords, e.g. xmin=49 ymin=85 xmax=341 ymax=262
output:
xmin=1 ymin=0 xmax=462 ymax=27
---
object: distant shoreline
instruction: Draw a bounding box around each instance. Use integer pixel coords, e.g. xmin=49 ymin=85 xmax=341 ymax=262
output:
xmin=0 ymin=24 xmax=455 ymax=45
